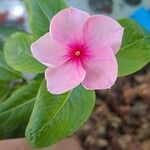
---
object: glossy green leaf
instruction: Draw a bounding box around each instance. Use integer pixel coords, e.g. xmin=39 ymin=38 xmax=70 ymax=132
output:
xmin=117 ymin=18 xmax=150 ymax=76
xmin=0 ymin=26 xmax=19 ymax=49
xmin=25 ymin=0 xmax=67 ymax=37
xmin=0 ymin=51 xmax=22 ymax=81
xmin=4 ymin=32 xmax=46 ymax=73
xmin=26 ymin=81 xmax=95 ymax=148
xmin=0 ymin=81 xmax=41 ymax=139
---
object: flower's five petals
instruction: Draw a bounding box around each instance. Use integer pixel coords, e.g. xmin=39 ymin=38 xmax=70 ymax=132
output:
xmin=31 ymin=7 xmax=124 ymax=94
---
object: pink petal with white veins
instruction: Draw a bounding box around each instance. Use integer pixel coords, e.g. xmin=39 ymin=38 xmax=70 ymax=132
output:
xmin=82 ymin=46 xmax=118 ymax=90
xmin=50 ymin=7 xmax=90 ymax=46
xmin=83 ymin=15 xmax=124 ymax=54
xmin=45 ymin=61 xmax=86 ymax=95
xmin=31 ymin=33 xmax=68 ymax=67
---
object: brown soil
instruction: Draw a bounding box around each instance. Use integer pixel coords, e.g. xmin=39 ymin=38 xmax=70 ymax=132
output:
xmin=77 ymin=64 xmax=150 ymax=150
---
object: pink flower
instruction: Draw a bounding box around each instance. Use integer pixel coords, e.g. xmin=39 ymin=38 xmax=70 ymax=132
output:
xmin=31 ymin=8 xmax=124 ymax=94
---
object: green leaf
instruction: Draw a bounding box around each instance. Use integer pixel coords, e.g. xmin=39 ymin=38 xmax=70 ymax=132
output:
xmin=4 ymin=32 xmax=46 ymax=73
xmin=0 ymin=51 xmax=22 ymax=81
xmin=0 ymin=81 xmax=11 ymax=103
xmin=25 ymin=0 xmax=67 ymax=37
xmin=26 ymin=81 xmax=95 ymax=148
xmin=117 ymin=18 xmax=150 ymax=76
xmin=0 ymin=81 xmax=41 ymax=139
xmin=0 ymin=26 xmax=19 ymax=49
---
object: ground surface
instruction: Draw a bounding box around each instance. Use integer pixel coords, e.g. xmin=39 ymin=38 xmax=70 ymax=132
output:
xmin=77 ymin=64 xmax=150 ymax=150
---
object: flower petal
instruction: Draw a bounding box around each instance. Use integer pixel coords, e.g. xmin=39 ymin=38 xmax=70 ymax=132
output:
xmin=31 ymin=33 xmax=68 ymax=67
xmin=45 ymin=61 xmax=86 ymax=94
xmin=50 ymin=7 xmax=90 ymax=46
xmin=83 ymin=15 xmax=124 ymax=54
xmin=82 ymin=46 xmax=118 ymax=90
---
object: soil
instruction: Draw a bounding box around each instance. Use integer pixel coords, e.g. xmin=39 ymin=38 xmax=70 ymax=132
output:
xmin=77 ymin=64 xmax=150 ymax=150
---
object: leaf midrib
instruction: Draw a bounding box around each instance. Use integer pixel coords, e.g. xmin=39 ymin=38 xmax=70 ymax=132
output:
xmin=33 ymin=0 xmax=50 ymax=21
xmin=0 ymin=98 xmax=35 ymax=115
xmin=30 ymin=91 xmax=72 ymax=136
xmin=120 ymin=35 xmax=150 ymax=51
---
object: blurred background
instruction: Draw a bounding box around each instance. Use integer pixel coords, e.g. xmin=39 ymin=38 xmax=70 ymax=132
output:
xmin=66 ymin=0 xmax=150 ymax=19
xmin=0 ymin=0 xmax=27 ymax=30
xmin=0 ymin=0 xmax=150 ymax=31
xmin=0 ymin=0 xmax=150 ymax=150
